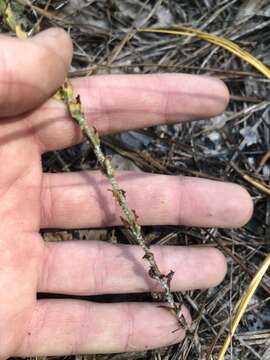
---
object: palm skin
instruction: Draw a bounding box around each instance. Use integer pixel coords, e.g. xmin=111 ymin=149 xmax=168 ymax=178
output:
xmin=0 ymin=28 xmax=253 ymax=358
xmin=0 ymin=29 xmax=72 ymax=357
xmin=0 ymin=113 xmax=43 ymax=355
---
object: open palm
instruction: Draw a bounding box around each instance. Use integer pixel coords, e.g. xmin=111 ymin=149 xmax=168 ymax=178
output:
xmin=0 ymin=29 xmax=253 ymax=358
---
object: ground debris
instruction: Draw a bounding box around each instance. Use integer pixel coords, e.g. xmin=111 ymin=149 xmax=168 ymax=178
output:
xmin=6 ymin=1 xmax=270 ymax=359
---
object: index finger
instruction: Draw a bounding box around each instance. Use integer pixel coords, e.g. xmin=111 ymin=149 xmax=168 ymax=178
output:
xmin=0 ymin=28 xmax=72 ymax=117
xmin=26 ymin=73 xmax=230 ymax=153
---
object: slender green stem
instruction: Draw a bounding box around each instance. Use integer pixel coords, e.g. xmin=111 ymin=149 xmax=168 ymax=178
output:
xmin=59 ymin=81 xmax=187 ymax=328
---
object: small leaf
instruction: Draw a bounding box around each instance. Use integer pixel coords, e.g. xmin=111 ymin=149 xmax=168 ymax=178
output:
xmin=120 ymin=216 xmax=130 ymax=229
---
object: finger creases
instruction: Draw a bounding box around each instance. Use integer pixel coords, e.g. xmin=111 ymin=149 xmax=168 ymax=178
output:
xmin=0 ymin=28 xmax=73 ymax=117
xmin=16 ymin=299 xmax=190 ymax=356
xmin=39 ymin=241 xmax=227 ymax=295
xmin=40 ymin=171 xmax=253 ymax=229
xmin=27 ymin=73 xmax=229 ymax=152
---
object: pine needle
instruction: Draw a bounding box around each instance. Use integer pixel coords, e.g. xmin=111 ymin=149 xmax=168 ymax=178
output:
xmin=139 ymin=26 xmax=270 ymax=359
xmin=139 ymin=27 xmax=270 ymax=79
xmin=217 ymin=254 xmax=270 ymax=360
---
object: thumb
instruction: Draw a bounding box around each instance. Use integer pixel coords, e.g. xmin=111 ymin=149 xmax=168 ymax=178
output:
xmin=0 ymin=27 xmax=73 ymax=117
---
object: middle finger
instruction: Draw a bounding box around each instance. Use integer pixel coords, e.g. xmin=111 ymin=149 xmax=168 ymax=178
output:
xmin=39 ymin=240 xmax=227 ymax=295
xmin=26 ymin=74 xmax=229 ymax=153
xmin=40 ymin=171 xmax=253 ymax=229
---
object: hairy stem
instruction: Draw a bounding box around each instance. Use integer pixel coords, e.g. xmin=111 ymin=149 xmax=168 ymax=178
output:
xmin=58 ymin=80 xmax=187 ymax=328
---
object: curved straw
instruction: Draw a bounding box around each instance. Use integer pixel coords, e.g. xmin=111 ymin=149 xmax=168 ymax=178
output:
xmin=139 ymin=27 xmax=270 ymax=360
xmin=218 ymin=253 xmax=270 ymax=359
xmin=139 ymin=27 xmax=270 ymax=79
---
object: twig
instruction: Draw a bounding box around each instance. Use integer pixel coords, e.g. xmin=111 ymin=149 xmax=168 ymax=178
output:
xmin=230 ymin=162 xmax=270 ymax=196
xmin=57 ymin=80 xmax=188 ymax=328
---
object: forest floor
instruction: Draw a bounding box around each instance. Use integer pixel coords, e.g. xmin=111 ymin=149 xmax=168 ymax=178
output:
xmin=3 ymin=1 xmax=270 ymax=359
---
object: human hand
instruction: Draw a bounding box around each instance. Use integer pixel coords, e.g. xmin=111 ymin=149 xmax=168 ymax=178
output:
xmin=0 ymin=28 xmax=253 ymax=358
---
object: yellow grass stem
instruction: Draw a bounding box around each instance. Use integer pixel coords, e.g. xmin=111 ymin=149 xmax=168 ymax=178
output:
xmin=217 ymin=254 xmax=270 ymax=360
xmin=139 ymin=27 xmax=270 ymax=79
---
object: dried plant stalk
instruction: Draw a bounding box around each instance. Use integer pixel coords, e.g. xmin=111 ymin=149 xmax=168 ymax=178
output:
xmin=0 ymin=1 xmax=187 ymax=329
xmin=57 ymin=80 xmax=187 ymax=328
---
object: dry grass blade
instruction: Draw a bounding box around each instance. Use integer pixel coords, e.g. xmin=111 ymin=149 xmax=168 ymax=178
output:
xmin=139 ymin=27 xmax=270 ymax=79
xmin=217 ymin=254 xmax=270 ymax=360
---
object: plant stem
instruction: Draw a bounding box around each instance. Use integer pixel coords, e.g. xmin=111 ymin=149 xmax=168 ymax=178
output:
xmin=59 ymin=80 xmax=188 ymax=328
